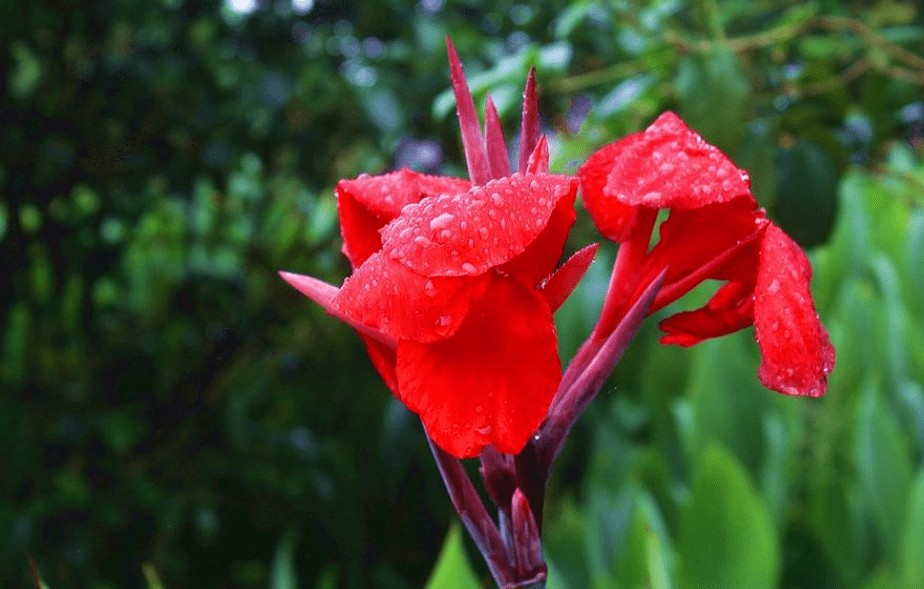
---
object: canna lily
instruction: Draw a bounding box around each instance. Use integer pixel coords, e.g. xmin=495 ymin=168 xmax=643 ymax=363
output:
xmin=281 ymin=39 xmax=588 ymax=458
xmin=577 ymin=111 xmax=835 ymax=397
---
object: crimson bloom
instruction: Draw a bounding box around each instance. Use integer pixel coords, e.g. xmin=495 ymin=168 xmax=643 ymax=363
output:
xmin=577 ymin=111 xmax=835 ymax=396
xmin=282 ymin=40 xmax=584 ymax=458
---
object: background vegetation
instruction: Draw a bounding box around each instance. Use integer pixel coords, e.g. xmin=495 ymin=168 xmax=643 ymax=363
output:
xmin=1 ymin=0 xmax=922 ymax=588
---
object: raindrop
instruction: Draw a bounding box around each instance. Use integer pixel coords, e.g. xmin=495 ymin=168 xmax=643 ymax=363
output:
xmin=491 ymin=193 xmax=504 ymax=206
xmin=429 ymin=212 xmax=455 ymax=230
xmin=478 ymin=227 xmax=489 ymax=239
xmin=435 ymin=314 xmax=453 ymax=336
xmin=461 ymin=262 xmax=477 ymax=274
xmin=425 ymin=280 xmax=436 ymax=297
xmin=413 ymin=235 xmax=431 ymax=246
xmin=477 ymin=425 xmax=492 ymax=435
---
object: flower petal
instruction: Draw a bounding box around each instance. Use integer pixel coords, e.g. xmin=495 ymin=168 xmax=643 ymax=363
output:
xmin=396 ymin=275 xmax=561 ymax=458
xmin=605 ymin=112 xmax=754 ymax=209
xmin=501 ymin=186 xmax=577 ymax=286
xmin=577 ymin=140 xmax=639 ymax=242
xmin=337 ymin=169 xmax=470 ymax=267
xmin=640 ymin=197 xmax=766 ymax=313
xmin=658 ymin=280 xmax=756 ymax=346
xmin=518 ymin=68 xmax=540 ymax=174
xmin=332 ymin=251 xmax=489 ymax=343
xmin=381 ymin=173 xmax=576 ymax=278
xmin=447 ymin=37 xmax=491 ymax=185
xmin=540 ymin=243 xmax=599 ymax=313
xmin=754 ymin=224 xmax=835 ymax=396
xmin=485 ymin=94 xmax=512 ymax=179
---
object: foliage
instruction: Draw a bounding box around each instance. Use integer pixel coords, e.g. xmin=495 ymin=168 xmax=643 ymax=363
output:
xmin=0 ymin=0 xmax=921 ymax=587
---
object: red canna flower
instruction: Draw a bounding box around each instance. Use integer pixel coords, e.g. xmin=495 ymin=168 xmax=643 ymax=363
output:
xmin=282 ymin=39 xmax=586 ymax=458
xmin=577 ymin=111 xmax=835 ymax=397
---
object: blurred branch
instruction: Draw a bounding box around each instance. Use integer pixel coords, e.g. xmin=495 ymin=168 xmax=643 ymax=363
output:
xmin=665 ymin=15 xmax=924 ymax=84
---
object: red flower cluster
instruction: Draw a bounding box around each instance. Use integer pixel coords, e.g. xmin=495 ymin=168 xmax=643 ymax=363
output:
xmin=281 ymin=46 xmax=835 ymax=463
xmin=282 ymin=41 xmax=584 ymax=458
xmin=578 ymin=112 xmax=835 ymax=396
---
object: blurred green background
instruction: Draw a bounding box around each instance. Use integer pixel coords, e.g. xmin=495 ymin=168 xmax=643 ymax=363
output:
xmin=2 ymin=0 xmax=923 ymax=588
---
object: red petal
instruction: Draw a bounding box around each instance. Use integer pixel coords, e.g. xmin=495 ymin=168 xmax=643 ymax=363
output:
xmin=381 ymin=173 xmax=576 ymax=278
xmin=658 ymin=280 xmax=755 ymax=346
xmin=278 ymin=270 xmax=398 ymax=348
xmin=540 ymin=243 xmax=599 ymax=312
xmin=525 ymin=135 xmax=549 ymax=174
xmin=501 ymin=185 xmax=577 ymax=286
xmin=754 ymin=224 xmax=835 ymax=396
xmin=447 ymin=37 xmax=491 ymax=186
xmin=337 ymin=169 xmax=470 ymax=267
xmin=484 ymin=94 xmax=511 ymax=179
xmin=604 ymin=112 xmax=754 ymax=209
xmin=332 ymin=251 xmax=489 ymax=343
xmin=577 ymin=140 xmax=639 ymax=242
xmin=518 ymin=68 xmax=540 ymax=174
xmin=395 ymin=276 xmax=561 ymax=458
xmin=640 ymin=197 xmax=765 ymax=312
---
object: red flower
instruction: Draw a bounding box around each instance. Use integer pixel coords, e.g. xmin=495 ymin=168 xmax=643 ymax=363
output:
xmin=282 ymin=40 xmax=586 ymax=458
xmin=577 ymin=112 xmax=835 ymax=397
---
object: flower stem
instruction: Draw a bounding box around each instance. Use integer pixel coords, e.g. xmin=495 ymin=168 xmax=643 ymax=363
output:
xmin=427 ymin=435 xmax=515 ymax=587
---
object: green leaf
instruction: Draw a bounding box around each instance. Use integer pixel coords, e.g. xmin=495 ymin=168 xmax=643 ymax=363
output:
xmin=775 ymin=139 xmax=838 ymax=248
xmin=855 ymin=381 xmax=913 ymax=565
xmin=270 ymin=526 xmax=300 ymax=589
xmin=899 ymin=468 xmax=924 ymax=588
xmin=676 ymin=445 xmax=779 ymax=589
xmin=674 ymin=48 xmax=750 ymax=153
xmin=424 ymin=524 xmax=481 ymax=589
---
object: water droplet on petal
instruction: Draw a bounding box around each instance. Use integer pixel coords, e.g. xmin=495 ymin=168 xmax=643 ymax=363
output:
xmin=424 ymin=280 xmax=436 ymax=297
xmin=478 ymin=227 xmax=489 ymax=239
xmin=429 ymin=212 xmax=455 ymax=231
xmin=435 ymin=314 xmax=453 ymax=336
xmin=461 ymin=262 xmax=477 ymax=274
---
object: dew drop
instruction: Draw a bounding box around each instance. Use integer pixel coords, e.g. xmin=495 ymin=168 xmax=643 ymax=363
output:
xmin=461 ymin=262 xmax=477 ymax=274
xmin=478 ymin=227 xmax=489 ymax=239
xmin=477 ymin=425 xmax=492 ymax=435
xmin=491 ymin=193 xmax=505 ymax=206
xmin=435 ymin=314 xmax=453 ymax=336
xmin=413 ymin=235 xmax=431 ymax=247
xmin=429 ymin=212 xmax=455 ymax=231
xmin=424 ymin=280 xmax=436 ymax=297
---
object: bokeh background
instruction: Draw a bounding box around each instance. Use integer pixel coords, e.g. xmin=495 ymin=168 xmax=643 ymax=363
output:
xmin=2 ymin=0 xmax=923 ymax=588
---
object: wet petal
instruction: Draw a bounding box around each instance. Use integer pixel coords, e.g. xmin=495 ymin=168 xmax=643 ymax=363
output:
xmin=518 ymin=68 xmax=540 ymax=174
xmin=396 ymin=276 xmax=561 ymax=458
xmin=578 ymin=112 xmax=755 ymax=243
xmin=381 ymin=173 xmax=576 ymax=278
xmin=540 ymin=243 xmax=599 ymax=313
xmin=754 ymin=224 xmax=835 ymax=396
xmin=577 ymin=140 xmax=639 ymax=242
xmin=484 ymin=94 xmax=511 ymax=179
xmin=658 ymin=280 xmax=756 ymax=346
xmin=447 ymin=37 xmax=491 ymax=185
xmin=501 ymin=184 xmax=577 ymax=286
xmin=332 ymin=251 xmax=489 ymax=343
xmin=337 ymin=169 xmax=470 ymax=267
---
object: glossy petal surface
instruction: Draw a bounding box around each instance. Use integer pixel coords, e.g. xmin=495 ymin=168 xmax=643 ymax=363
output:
xmin=337 ymin=169 xmax=470 ymax=267
xmin=577 ymin=141 xmax=638 ymax=242
xmin=381 ymin=173 xmax=575 ymax=277
xmin=658 ymin=280 xmax=755 ymax=346
xmin=601 ymin=112 xmax=754 ymax=210
xmin=333 ymin=251 xmax=489 ymax=343
xmin=395 ymin=275 xmax=561 ymax=457
xmin=754 ymin=224 xmax=835 ymax=396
